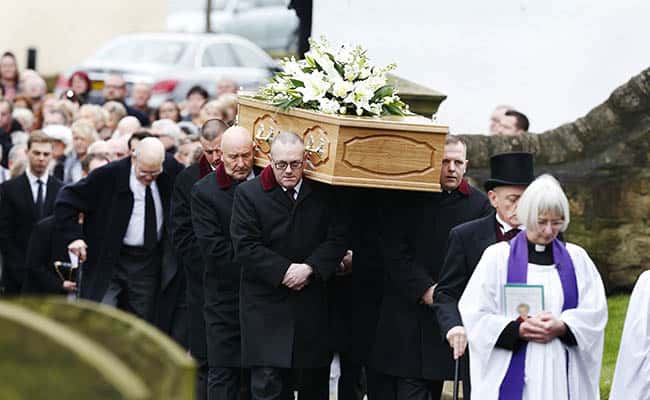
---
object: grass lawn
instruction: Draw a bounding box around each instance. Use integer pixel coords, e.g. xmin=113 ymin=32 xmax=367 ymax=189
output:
xmin=600 ymin=293 xmax=631 ymax=399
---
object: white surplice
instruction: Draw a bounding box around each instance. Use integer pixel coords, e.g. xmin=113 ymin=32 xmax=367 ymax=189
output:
xmin=609 ymin=270 xmax=650 ymax=400
xmin=458 ymin=241 xmax=607 ymax=400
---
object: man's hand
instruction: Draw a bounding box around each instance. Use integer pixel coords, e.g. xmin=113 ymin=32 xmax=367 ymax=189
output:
xmin=519 ymin=312 xmax=567 ymax=343
xmin=420 ymin=284 xmax=436 ymax=306
xmin=282 ymin=263 xmax=313 ymax=290
xmin=68 ymin=239 xmax=88 ymax=262
xmin=337 ymin=250 xmax=353 ymax=276
xmin=446 ymin=326 xmax=467 ymax=359
xmin=62 ymin=280 xmax=77 ymax=293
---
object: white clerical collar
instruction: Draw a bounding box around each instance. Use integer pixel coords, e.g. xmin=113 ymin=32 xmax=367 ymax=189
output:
xmin=27 ymin=168 xmax=48 ymax=185
xmin=534 ymin=244 xmax=547 ymax=252
xmin=495 ymin=213 xmax=523 ymax=234
xmin=281 ymin=179 xmax=303 ymax=194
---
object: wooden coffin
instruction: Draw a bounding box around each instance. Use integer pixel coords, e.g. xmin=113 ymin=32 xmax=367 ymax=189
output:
xmin=238 ymin=96 xmax=448 ymax=192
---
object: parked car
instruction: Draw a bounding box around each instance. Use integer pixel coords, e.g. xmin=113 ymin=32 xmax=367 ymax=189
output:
xmin=167 ymin=0 xmax=298 ymax=53
xmin=55 ymin=32 xmax=279 ymax=107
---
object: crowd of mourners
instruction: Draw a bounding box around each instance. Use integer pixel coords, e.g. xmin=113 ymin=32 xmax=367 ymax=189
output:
xmin=0 ymin=48 xmax=646 ymax=400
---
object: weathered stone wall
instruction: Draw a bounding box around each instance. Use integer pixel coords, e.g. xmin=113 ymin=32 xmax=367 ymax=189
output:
xmin=461 ymin=67 xmax=650 ymax=291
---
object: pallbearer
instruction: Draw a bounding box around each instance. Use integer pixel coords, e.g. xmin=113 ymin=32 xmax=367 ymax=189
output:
xmin=230 ymin=131 xmax=346 ymax=400
xmin=459 ymin=175 xmax=607 ymax=400
xmin=191 ymin=126 xmax=260 ymax=400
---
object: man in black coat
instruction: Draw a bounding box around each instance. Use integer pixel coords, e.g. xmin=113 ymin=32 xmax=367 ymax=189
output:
xmin=192 ymin=126 xmax=260 ymax=400
xmin=230 ymin=132 xmax=347 ymax=400
xmin=371 ymin=136 xmax=492 ymax=400
xmin=56 ymin=138 xmax=176 ymax=322
xmin=433 ymin=152 xmax=535 ymax=399
xmin=102 ymin=74 xmax=149 ymax=126
xmin=170 ymin=118 xmax=228 ymax=399
xmin=0 ymin=132 xmax=62 ymax=295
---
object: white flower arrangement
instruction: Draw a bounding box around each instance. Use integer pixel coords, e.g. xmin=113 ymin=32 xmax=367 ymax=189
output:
xmin=256 ymin=37 xmax=410 ymax=117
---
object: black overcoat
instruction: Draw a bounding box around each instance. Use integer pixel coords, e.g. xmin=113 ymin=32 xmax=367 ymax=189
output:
xmin=191 ymin=163 xmax=260 ymax=367
xmin=371 ymin=180 xmax=491 ymax=380
xmin=0 ymin=173 xmax=62 ymax=293
xmin=54 ymin=157 xmax=176 ymax=302
xmin=167 ymin=156 xmax=212 ymax=350
xmin=230 ymin=166 xmax=346 ymax=368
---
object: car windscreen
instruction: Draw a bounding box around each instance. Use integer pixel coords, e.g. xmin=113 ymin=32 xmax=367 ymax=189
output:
xmin=94 ymin=39 xmax=188 ymax=64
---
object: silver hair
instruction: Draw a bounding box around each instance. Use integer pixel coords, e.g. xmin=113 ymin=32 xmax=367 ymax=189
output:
xmin=151 ymin=119 xmax=182 ymax=146
xmin=517 ymin=174 xmax=570 ymax=232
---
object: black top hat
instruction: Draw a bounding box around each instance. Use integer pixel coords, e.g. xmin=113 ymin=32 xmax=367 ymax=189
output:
xmin=484 ymin=152 xmax=534 ymax=191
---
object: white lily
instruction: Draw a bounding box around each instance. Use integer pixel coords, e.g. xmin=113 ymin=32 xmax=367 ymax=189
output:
xmin=296 ymin=70 xmax=331 ymax=103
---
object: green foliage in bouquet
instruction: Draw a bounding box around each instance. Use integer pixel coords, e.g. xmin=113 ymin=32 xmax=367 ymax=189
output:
xmin=256 ymin=37 xmax=410 ymax=117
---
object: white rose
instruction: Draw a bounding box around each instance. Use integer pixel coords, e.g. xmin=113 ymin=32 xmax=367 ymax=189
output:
xmin=332 ymin=79 xmax=354 ymax=98
xmin=318 ymin=98 xmax=340 ymax=114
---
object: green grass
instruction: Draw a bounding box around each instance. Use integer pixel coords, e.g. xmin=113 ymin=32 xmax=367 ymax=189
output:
xmin=600 ymin=293 xmax=630 ymax=399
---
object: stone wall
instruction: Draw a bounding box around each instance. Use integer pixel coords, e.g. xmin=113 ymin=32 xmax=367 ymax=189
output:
xmin=460 ymin=67 xmax=650 ymax=291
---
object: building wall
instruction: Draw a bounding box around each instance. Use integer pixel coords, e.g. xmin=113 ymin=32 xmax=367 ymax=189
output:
xmin=0 ymin=0 xmax=167 ymax=77
xmin=313 ymin=0 xmax=650 ymax=134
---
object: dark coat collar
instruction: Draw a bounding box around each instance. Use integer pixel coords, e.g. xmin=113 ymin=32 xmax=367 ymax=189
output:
xmin=198 ymin=155 xmax=213 ymax=180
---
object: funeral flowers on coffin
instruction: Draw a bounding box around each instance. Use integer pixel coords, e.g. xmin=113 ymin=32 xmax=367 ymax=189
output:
xmin=256 ymin=36 xmax=411 ymax=117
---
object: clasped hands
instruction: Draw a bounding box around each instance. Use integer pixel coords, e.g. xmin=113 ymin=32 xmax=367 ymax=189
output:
xmin=519 ymin=311 xmax=567 ymax=343
xmin=282 ymin=263 xmax=313 ymax=291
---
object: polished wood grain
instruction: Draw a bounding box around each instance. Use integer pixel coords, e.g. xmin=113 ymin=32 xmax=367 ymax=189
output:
xmin=238 ymin=96 xmax=447 ymax=192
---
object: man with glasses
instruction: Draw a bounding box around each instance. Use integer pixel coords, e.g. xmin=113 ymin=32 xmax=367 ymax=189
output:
xmin=57 ymin=137 xmax=177 ymax=322
xmin=168 ymin=118 xmax=228 ymax=398
xmin=231 ymin=131 xmax=347 ymax=400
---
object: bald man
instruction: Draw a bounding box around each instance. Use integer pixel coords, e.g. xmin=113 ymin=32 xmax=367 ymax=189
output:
xmin=56 ymin=137 xmax=180 ymax=322
xmin=191 ymin=126 xmax=260 ymax=400
xmin=169 ymin=118 xmax=229 ymax=396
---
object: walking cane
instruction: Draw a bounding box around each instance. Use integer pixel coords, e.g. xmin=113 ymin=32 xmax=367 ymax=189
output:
xmin=453 ymin=357 xmax=460 ymax=400
xmin=76 ymin=260 xmax=83 ymax=300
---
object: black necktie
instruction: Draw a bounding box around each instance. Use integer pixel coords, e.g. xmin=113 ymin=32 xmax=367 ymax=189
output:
xmin=504 ymin=228 xmax=521 ymax=241
xmin=35 ymin=179 xmax=44 ymax=219
xmin=144 ymin=185 xmax=157 ymax=250
xmin=286 ymin=188 xmax=296 ymax=205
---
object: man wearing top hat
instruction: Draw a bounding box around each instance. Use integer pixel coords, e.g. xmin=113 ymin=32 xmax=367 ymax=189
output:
xmin=433 ymin=152 xmax=535 ymax=400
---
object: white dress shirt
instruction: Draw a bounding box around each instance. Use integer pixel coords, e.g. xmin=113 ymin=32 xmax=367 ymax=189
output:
xmin=281 ymin=179 xmax=303 ymax=200
xmin=25 ymin=168 xmax=49 ymax=203
xmin=123 ymin=166 xmax=164 ymax=246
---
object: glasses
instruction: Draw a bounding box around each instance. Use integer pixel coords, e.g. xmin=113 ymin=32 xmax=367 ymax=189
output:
xmin=273 ymin=160 xmax=303 ymax=170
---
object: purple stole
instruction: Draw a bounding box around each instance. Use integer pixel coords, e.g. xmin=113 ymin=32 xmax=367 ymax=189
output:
xmin=498 ymin=231 xmax=579 ymax=400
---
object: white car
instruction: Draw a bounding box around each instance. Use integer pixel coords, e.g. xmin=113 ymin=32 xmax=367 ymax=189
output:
xmin=167 ymin=0 xmax=299 ymax=53
xmin=55 ymin=32 xmax=279 ymax=107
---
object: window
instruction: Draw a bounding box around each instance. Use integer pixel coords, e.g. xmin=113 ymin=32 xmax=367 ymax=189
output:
xmin=201 ymin=43 xmax=239 ymax=67
xmin=231 ymin=44 xmax=268 ymax=69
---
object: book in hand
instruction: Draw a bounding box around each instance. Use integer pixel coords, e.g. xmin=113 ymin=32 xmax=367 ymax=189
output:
xmin=503 ymin=284 xmax=545 ymax=321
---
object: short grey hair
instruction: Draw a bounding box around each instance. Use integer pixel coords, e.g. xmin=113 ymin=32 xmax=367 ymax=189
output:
xmin=151 ymin=119 xmax=182 ymax=146
xmin=517 ymin=174 xmax=570 ymax=232
xmin=271 ymin=131 xmax=304 ymax=151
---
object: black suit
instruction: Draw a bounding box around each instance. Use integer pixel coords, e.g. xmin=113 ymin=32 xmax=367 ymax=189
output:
xmin=54 ymin=157 xmax=177 ymax=322
xmin=22 ymin=216 xmax=71 ymax=295
xmin=169 ymin=156 xmax=212 ymax=397
xmin=192 ymin=164 xmax=260 ymax=400
xmin=371 ymin=182 xmax=491 ymax=400
xmin=230 ymin=168 xmax=346 ymax=400
xmin=0 ymin=173 xmax=62 ymax=294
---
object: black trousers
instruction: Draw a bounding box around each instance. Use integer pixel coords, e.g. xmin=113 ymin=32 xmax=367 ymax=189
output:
xmin=101 ymin=245 xmax=160 ymax=322
xmin=368 ymin=370 xmax=444 ymax=400
xmin=250 ymin=366 xmax=329 ymax=400
xmin=208 ymin=367 xmax=250 ymax=400
xmin=337 ymin=355 xmax=365 ymax=400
